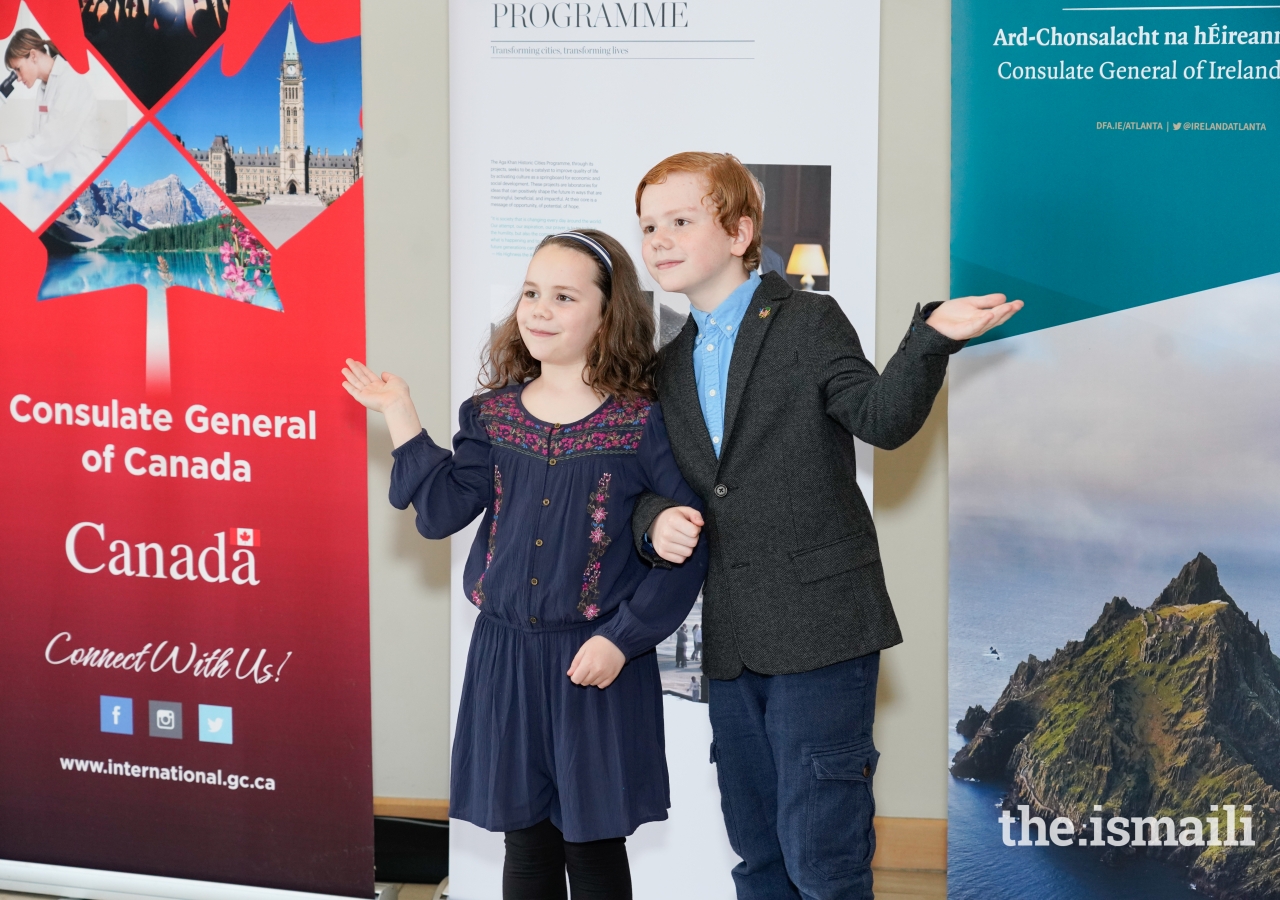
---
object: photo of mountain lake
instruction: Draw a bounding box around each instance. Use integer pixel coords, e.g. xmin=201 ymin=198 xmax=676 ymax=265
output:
xmin=38 ymin=124 xmax=279 ymax=311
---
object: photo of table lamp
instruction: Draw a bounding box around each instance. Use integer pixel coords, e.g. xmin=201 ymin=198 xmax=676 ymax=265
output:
xmin=786 ymin=243 xmax=829 ymax=291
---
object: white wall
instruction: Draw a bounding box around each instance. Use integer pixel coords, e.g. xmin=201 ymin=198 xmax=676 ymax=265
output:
xmin=362 ymin=0 xmax=954 ymax=820
xmin=872 ymin=0 xmax=952 ymax=820
xmin=363 ymin=0 xmax=453 ymax=800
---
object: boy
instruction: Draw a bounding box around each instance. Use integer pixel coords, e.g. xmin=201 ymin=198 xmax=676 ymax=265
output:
xmin=631 ymin=152 xmax=1019 ymax=900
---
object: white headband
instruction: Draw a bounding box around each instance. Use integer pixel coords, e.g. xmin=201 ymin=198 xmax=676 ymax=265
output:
xmin=550 ymin=231 xmax=613 ymax=275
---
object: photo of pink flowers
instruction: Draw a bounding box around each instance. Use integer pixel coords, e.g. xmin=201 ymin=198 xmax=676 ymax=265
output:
xmin=218 ymin=216 xmax=272 ymax=303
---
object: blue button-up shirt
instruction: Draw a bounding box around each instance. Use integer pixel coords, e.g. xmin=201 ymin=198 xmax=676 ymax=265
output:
xmin=689 ymin=271 xmax=760 ymax=457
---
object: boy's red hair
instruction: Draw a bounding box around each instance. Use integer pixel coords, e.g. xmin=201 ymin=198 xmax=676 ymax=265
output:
xmin=635 ymin=152 xmax=763 ymax=272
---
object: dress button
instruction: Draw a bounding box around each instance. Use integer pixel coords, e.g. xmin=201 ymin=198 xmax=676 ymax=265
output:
xmin=531 ymin=577 xmax=538 ymax=585
xmin=529 ymin=616 xmax=538 ymax=625
xmin=549 ymin=458 xmax=557 ymax=466
xmin=863 ymin=764 xmax=872 ymax=778
xmin=714 ymin=483 xmax=728 ymax=498
xmin=535 ymin=539 xmax=543 ymax=547
xmin=542 ymin=498 xmax=550 ymax=506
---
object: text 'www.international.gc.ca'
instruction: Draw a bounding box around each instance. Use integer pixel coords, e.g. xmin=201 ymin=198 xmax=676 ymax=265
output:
xmin=60 ymin=756 xmax=277 ymax=791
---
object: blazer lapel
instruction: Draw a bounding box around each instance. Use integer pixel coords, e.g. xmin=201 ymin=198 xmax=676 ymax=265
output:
xmin=721 ymin=273 xmax=792 ymax=451
xmin=664 ymin=315 xmax=719 ymax=477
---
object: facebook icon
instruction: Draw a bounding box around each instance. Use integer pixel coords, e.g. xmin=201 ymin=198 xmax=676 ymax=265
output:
xmin=100 ymin=696 xmax=133 ymax=735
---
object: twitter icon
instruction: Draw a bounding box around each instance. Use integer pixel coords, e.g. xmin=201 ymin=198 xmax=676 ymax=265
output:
xmin=198 ymin=705 xmax=233 ymax=744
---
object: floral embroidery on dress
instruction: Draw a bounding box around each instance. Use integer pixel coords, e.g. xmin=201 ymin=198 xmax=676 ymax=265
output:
xmin=469 ymin=465 xmax=502 ymax=607
xmin=477 ymin=392 xmax=547 ymax=456
xmin=553 ymin=421 xmax=646 ymax=458
xmin=476 ymin=389 xmax=651 ymax=461
xmin=578 ymin=472 xmax=612 ymax=619
xmin=559 ymin=399 xmax=652 ymax=433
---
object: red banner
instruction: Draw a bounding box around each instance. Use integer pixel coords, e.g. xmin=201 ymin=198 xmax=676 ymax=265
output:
xmin=0 ymin=2 xmax=371 ymax=895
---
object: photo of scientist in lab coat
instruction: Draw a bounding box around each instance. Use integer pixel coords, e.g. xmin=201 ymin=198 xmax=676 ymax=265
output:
xmin=1 ymin=30 xmax=101 ymax=185
xmin=0 ymin=23 xmax=137 ymax=232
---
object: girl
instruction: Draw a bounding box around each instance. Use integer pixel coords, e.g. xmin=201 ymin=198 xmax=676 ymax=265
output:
xmin=343 ymin=230 xmax=707 ymax=899
xmin=1 ymin=30 xmax=101 ymax=182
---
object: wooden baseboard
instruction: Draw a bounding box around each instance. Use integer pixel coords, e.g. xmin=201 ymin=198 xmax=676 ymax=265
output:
xmin=373 ymin=797 xmax=449 ymax=821
xmin=872 ymin=816 xmax=946 ymax=871
xmin=371 ymin=800 xmax=945 ymax=871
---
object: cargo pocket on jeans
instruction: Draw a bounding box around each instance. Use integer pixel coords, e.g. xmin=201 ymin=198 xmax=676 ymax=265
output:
xmin=805 ymin=739 xmax=879 ymax=879
xmin=710 ymin=740 xmax=745 ymax=859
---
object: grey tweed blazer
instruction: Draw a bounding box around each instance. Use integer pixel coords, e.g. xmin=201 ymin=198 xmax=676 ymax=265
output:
xmin=632 ymin=272 xmax=964 ymax=679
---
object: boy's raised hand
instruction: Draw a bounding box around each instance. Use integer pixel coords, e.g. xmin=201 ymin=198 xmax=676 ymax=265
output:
xmin=925 ymin=294 xmax=1024 ymax=342
xmin=651 ymin=506 xmax=704 ymax=564
xmin=568 ymin=635 xmax=626 ymax=689
xmin=341 ymin=358 xmax=423 ymax=448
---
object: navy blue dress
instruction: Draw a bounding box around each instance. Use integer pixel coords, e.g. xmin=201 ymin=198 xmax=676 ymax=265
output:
xmin=389 ymin=384 xmax=708 ymax=841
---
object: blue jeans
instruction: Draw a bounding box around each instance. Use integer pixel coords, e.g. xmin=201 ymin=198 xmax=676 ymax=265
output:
xmin=708 ymin=653 xmax=880 ymax=900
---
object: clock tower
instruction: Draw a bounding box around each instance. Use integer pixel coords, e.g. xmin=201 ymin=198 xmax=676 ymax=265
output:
xmin=279 ymin=22 xmax=305 ymax=194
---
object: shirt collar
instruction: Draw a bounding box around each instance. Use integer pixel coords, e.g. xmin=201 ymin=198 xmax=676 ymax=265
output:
xmin=689 ymin=270 xmax=761 ymax=340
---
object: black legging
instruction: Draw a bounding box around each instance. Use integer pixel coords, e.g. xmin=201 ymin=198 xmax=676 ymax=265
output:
xmin=503 ymin=818 xmax=632 ymax=900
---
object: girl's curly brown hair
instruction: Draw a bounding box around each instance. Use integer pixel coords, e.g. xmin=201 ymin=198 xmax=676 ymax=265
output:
xmin=479 ymin=229 xmax=656 ymax=403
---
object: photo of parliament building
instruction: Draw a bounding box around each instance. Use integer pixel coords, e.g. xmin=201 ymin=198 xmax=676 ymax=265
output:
xmin=186 ymin=23 xmax=362 ymax=203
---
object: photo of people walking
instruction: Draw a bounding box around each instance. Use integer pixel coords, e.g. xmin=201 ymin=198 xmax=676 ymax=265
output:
xmin=657 ymin=603 xmax=707 ymax=702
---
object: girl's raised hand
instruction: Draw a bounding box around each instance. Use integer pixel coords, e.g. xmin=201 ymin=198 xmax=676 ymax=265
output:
xmin=342 ymin=358 xmax=409 ymax=412
xmin=567 ymin=635 xmax=626 ymax=689
xmin=341 ymin=358 xmax=424 ymax=448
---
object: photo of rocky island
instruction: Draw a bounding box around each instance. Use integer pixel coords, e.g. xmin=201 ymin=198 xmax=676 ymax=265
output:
xmin=953 ymin=553 xmax=1278 ymax=897
xmin=948 ymin=276 xmax=1280 ymax=899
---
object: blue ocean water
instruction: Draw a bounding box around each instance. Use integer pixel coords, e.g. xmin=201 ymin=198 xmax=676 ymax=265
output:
xmin=948 ymin=780 xmax=1200 ymax=900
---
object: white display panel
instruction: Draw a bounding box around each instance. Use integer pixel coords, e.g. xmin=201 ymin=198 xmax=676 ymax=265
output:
xmin=448 ymin=3 xmax=881 ymax=894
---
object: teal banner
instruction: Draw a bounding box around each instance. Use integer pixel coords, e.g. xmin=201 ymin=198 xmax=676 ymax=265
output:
xmin=953 ymin=1 xmax=1280 ymax=341
xmin=949 ymin=2 xmax=1280 ymax=898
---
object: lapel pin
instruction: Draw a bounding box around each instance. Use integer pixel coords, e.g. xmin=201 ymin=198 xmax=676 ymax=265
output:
xmin=759 ymin=306 xmax=772 ymax=319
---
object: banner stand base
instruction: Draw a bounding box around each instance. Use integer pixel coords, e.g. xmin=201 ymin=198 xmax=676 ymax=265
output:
xmin=0 ymin=860 xmax=378 ymax=900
